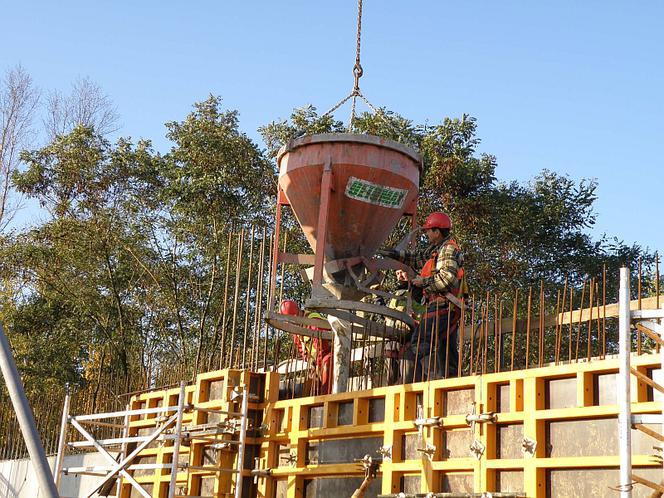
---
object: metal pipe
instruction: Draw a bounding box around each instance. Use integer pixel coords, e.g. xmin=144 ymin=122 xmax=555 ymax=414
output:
xmin=234 ymin=386 xmax=250 ymax=498
xmin=618 ymin=267 xmax=632 ymax=498
xmin=0 ymin=324 xmax=59 ymax=498
xmin=54 ymin=388 xmax=71 ymax=489
xmin=167 ymin=381 xmax=187 ymax=498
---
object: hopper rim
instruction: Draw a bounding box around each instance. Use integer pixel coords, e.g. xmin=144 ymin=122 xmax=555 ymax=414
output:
xmin=276 ymin=133 xmax=422 ymax=170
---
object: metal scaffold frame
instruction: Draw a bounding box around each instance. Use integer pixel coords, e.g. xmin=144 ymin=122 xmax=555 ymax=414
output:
xmin=53 ymin=379 xmax=252 ymax=498
xmin=618 ymin=266 xmax=664 ymax=497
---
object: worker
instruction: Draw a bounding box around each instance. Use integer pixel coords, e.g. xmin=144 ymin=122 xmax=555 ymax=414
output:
xmin=383 ymin=269 xmax=425 ymax=385
xmin=378 ymin=212 xmax=465 ymax=382
xmin=279 ymin=300 xmax=332 ymax=394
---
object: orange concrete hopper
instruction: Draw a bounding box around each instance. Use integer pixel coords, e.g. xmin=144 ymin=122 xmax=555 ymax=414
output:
xmin=277 ymin=134 xmax=421 ymax=267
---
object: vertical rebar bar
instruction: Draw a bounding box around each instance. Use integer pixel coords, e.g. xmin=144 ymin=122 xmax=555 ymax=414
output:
xmin=568 ymin=287 xmax=574 ymax=362
xmin=602 ymin=264 xmax=607 ymax=359
xmin=483 ymin=293 xmax=490 ymax=374
xmin=525 ymin=287 xmax=532 ymax=369
xmin=252 ymin=229 xmax=267 ymax=371
xmin=230 ymin=229 xmax=245 ymax=368
xmin=554 ymin=289 xmax=561 ymax=365
xmin=511 ymin=289 xmax=518 ymax=371
xmin=538 ymin=281 xmax=544 ymax=367
xmin=218 ymin=230 xmax=234 ymax=369
xmin=458 ymin=298 xmax=465 ymax=378
xmin=575 ymin=279 xmax=587 ymax=362
xmin=470 ymin=295 xmax=476 ymax=375
xmin=444 ymin=306 xmax=452 ymax=378
xmin=263 ymin=234 xmax=275 ymax=370
xmin=241 ymin=226 xmax=256 ymax=368
xmin=587 ymin=278 xmax=594 ymax=361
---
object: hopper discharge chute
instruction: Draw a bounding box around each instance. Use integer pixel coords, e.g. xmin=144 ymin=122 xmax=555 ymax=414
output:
xmin=266 ymin=133 xmax=422 ymax=341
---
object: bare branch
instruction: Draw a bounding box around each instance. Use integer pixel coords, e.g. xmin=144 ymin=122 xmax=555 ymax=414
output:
xmin=0 ymin=65 xmax=40 ymax=231
xmin=44 ymin=76 xmax=120 ymax=139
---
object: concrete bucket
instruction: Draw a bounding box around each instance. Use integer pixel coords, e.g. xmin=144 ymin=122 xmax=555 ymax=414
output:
xmin=277 ymin=133 xmax=421 ymax=263
xmin=267 ymin=133 xmax=422 ymax=341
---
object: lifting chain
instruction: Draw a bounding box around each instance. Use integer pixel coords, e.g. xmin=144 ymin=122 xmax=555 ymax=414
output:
xmin=350 ymin=0 xmax=364 ymax=125
xmin=322 ymin=0 xmax=382 ymax=130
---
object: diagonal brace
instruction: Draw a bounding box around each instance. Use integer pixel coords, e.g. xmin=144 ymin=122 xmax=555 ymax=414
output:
xmin=630 ymin=367 xmax=664 ymax=396
xmin=71 ymin=413 xmax=177 ymax=498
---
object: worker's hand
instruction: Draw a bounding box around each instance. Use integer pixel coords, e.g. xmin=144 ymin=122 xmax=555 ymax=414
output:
xmin=411 ymin=276 xmax=425 ymax=287
xmin=377 ymin=248 xmax=399 ymax=259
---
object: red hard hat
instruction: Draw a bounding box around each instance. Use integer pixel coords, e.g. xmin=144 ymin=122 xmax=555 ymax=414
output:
xmin=422 ymin=212 xmax=451 ymax=230
xmin=280 ymin=300 xmax=300 ymax=316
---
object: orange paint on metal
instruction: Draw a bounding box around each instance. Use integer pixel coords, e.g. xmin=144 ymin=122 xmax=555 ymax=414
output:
xmin=277 ymin=134 xmax=421 ymax=260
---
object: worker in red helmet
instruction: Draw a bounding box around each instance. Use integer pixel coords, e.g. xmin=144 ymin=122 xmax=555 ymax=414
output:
xmin=378 ymin=211 xmax=465 ymax=382
xmin=280 ymin=299 xmax=300 ymax=316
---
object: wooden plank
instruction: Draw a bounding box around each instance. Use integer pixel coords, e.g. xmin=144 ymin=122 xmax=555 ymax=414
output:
xmin=637 ymin=323 xmax=664 ymax=348
xmin=634 ymin=423 xmax=664 ymax=443
xmin=632 ymin=473 xmax=664 ymax=494
xmin=631 ymin=367 xmax=664 ymax=395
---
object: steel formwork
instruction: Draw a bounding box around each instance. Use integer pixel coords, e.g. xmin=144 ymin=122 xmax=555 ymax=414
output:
xmin=73 ymin=352 xmax=661 ymax=498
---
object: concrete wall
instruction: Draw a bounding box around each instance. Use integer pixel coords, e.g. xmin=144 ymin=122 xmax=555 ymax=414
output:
xmin=0 ymin=453 xmax=118 ymax=498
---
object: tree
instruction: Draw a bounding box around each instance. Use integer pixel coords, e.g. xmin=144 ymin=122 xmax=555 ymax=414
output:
xmin=0 ymin=65 xmax=39 ymax=231
xmin=44 ymin=76 xmax=120 ymax=140
xmin=260 ymin=107 xmax=653 ymax=297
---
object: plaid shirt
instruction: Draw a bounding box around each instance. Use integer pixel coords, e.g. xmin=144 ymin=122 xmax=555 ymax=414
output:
xmin=396 ymin=236 xmax=464 ymax=298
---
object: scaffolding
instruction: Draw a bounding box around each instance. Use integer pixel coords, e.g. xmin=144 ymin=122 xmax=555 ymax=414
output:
xmin=618 ymin=267 xmax=664 ymax=497
xmin=54 ymin=379 xmax=252 ymax=498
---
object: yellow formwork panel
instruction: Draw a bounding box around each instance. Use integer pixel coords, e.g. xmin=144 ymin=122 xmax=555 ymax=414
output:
xmin=120 ymin=354 xmax=662 ymax=498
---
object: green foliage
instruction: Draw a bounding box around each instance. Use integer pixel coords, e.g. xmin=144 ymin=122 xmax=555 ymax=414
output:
xmin=0 ymin=95 xmax=655 ymax=396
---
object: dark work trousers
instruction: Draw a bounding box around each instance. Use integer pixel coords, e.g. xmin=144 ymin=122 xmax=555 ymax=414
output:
xmin=401 ymin=303 xmax=459 ymax=383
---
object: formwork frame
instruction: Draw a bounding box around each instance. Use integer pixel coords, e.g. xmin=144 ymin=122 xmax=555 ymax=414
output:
xmin=58 ymin=355 xmax=662 ymax=497
xmin=257 ymin=353 xmax=662 ymax=498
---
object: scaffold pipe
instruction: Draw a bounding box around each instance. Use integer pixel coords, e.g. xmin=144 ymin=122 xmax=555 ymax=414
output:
xmin=0 ymin=324 xmax=59 ymax=498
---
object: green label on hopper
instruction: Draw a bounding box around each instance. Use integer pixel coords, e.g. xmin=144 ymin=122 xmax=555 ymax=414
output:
xmin=344 ymin=177 xmax=408 ymax=209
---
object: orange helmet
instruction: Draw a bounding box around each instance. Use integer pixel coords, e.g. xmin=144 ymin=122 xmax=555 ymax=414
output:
xmin=422 ymin=212 xmax=451 ymax=230
xmin=280 ymin=299 xmax=300 ymax=316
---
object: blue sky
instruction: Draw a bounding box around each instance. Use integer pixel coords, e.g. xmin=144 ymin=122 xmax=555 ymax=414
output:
xmin=2 ymin=1 xmax=662 ymax=252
